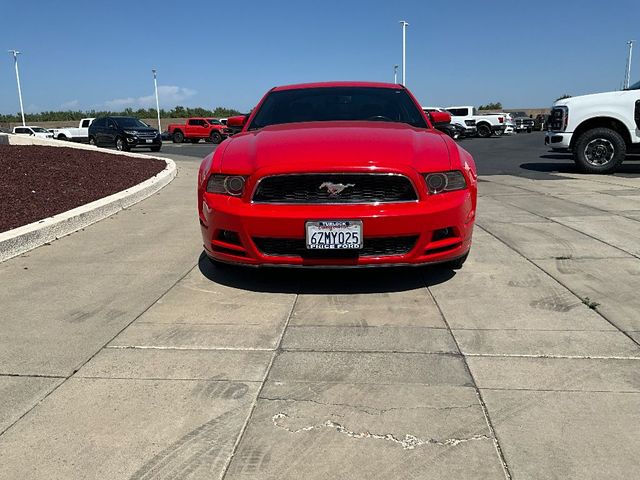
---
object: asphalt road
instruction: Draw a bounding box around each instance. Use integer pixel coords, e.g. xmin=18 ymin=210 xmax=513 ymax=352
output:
xmin=156 ymin=131 xmax=640 ymax=180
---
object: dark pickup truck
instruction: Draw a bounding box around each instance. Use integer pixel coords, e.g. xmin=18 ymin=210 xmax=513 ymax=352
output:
xmin=510 ymin=111 xmax=535 ymax=133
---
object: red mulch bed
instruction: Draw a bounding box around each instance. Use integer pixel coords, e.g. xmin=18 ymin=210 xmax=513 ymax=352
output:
xmin=0 ymin=145 xmax=166 ymax=233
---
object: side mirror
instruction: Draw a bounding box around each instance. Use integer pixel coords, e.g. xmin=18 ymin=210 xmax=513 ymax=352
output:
xmin=428 ymin=111 xmax=451 ymax=125
xmin=226 ymin=115 xmax=247 ymax=128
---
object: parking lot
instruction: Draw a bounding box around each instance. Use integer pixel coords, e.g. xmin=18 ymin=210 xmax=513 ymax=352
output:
xmin=1 ymin=133 xmax=640 ymax=479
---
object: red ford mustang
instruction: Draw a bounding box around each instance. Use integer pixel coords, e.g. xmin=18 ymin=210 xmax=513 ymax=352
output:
xmin=197 ymin=81 xmax=477 ymax=268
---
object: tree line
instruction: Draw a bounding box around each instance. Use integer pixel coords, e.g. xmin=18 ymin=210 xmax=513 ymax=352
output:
xmin=0 ymin=105 xmax=243 ymax=123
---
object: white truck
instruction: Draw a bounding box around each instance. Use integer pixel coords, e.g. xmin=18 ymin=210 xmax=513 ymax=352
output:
xmin=423 ymin=107 xmax=477 ymax=137
xmin=445 ymin=106 xmax=506 ymax=138
xmin=50 ymin=118 xmax=95 ymax=142
xmin=545 ymin=81 xmax=640 ymax=173
xmin=12 ymin=126 xmax=54 ymax=139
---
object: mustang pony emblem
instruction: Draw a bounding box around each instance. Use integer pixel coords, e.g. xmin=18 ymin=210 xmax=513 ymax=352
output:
xmin=319 ymin=182 xmax=355 ymax=196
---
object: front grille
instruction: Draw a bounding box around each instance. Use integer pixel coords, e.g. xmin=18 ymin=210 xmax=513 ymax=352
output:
xmin=136 ymin=131 xmax=157 ymax=137
xmin=253 ymin=236 xmax=418 ymax=258
xmin=252 ymin=174 xmax=417 ymax=204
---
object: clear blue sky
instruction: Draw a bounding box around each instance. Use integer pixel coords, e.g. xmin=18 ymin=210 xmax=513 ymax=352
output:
xmin=1 ymin=0 xmax=638 ymax=114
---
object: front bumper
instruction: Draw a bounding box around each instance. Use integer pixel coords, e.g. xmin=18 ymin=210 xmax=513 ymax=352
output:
xmin=544 ymin=131 xmax=572 ymax=148
xmin=200 ymin=192 xmax=475 ymax=267
xmin=126 ymin=135 xmax=162 ymax=147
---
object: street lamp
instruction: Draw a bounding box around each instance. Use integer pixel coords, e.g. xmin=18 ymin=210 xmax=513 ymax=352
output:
xmin=152 ymin=69 xmax=161 ymax=132
xmin=393 ymin=65 xmax=399 ymax=84
xmin=8 ymin=50 xmax=26 ymax=126
xmin=399 ymin=21 xmax=409 ymax=85
xmin=624 ymin=41 xmax=635 ymax=89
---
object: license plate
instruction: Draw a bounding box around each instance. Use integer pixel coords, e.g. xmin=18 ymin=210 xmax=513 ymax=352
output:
xmin=306 ymin=220 xmax=362 ymax=249
xmin=145 ymin=139 xmax=153 ymax=143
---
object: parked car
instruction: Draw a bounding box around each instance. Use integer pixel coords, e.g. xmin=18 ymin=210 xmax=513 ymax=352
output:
xmin=167 ymin=118 xmax=227 ymax=144
xmin=534 ymin=113 xmax=550 ymax=131
xmin=545 ymin=79 xmax=640 ymax=173
xmin=88 ymin=116 xmax=161 ymax=152
xmin=197 ymin=81 xmax=477 ymax=268
xmin=12 ymin=126 xmax=54 ymax=139
xmin=509 ymin=111 xmax=534 ymax=133
xmin=485 ymin=112 xmax=516 ymax=135
xmin=446 ymin=106 xmax=505 ymax=137
xmin=50 ymin=118 xmax=95 ymax=142
xmin=423 ymin=107 xmax=477 ymax=138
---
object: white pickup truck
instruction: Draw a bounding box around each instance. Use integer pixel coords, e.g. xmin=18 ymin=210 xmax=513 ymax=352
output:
xmin=51 ymin=118 xmax=95 ymax=142
xmin=445 ymin=106 xmax=506 ymax=138
xmin=545 ymin=81 xmax=640 ymax=173
xmin=12 ymin=126 xmax=54 ymax=139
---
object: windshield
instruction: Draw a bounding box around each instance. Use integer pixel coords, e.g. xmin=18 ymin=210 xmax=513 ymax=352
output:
xmin=114 ymin=117 xmax=149 ymax=129
xmin=628 ymin=80 xmax=640 ymax=90
xmin=248 ymin=87 xmax=428 ymax=130
xmin=31 ymin=127 xmax=48 ymax=132
xmin=207 ymin=119 xmax=221 ymax=125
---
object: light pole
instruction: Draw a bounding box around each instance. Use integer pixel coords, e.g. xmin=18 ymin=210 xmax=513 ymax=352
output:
xmin=624 ymin=41 xmax=635 ymax=89
xmin=393 ymin=65 xmax=398 ymax=84
xmin=9 ymin=50 xmax=26 ymax=126
xmin=152 ymin=69 xmax=161 ymax=132
xmin=399 ymin=21 xmax=409 ymax=85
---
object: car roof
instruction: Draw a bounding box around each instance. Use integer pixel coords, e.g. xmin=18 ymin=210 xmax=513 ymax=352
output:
xmin=272 ymin=81 xmax=404 ymax=92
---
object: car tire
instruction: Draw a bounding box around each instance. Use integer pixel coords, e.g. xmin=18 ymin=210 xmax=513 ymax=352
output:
xmin=57 ymin=134 xmax=68 ymax=141
xmin=173 ymin=131 xmax=184 ymax=143
xmin=115 ymin=137 xmax=129 ymax=151
xmin=477 ymin=123 xmax=491 ymax=138
xmin=574 ymin=127 xmax=626 ymax=174
xmin=527 ymin=127 xmax=532 ymax=133
xmin=210 ymin=131 xmax=223 ymax=144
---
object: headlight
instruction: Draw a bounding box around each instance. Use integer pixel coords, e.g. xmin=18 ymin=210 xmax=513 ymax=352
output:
xmin=424 ymin=171 xmax=467 ymax=194
xmin=124 ymin=130 xmax=138 ymax=135
xmin=206 ymin=175 xmax=247 ymax=196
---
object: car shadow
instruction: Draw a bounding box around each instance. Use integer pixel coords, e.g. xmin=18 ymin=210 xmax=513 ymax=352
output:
xmin=520 ymin=154 xmax=640 ymax=176
xmin=197 ymin=252 xmax=456 ymax=294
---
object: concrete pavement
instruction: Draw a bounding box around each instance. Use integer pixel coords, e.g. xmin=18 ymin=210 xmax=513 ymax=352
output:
xmin=1 ymin=143 xmax=640 ymax=479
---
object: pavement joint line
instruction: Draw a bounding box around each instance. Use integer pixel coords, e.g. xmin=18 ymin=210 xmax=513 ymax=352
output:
xmin=479 ymin=387 xmax=640 ymax=394
xmin=105 ymin=345 xmax=275 ymax=351
xmin=0 ymin=262 xmax=198 ymax=439
xmin=0 ymin=373 xmax=66 ymax=379
xmin=477 ymin=224 xmax=640 ymax=349
xmin=272 ymin=349 xmax=463 ymax=356
xmin=219 ymin=294 xmax=300 ymax=478
xmin=73 ymin=376 xmax=263 ymax=383
xmin=464 ymin=353 xmax=640 ymax=360
xmin=424 ymin=277 xmax=513 ymax=480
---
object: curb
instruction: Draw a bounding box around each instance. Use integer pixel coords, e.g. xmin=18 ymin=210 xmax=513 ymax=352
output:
xmin=0 ymin=135 xmax=177 ymax=263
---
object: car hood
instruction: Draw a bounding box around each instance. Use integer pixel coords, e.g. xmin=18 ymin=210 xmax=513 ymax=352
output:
xmin=219 ymin=121 xmax=452 ymax=173
xmin=555 ymin=90 xmax=628 ymax=108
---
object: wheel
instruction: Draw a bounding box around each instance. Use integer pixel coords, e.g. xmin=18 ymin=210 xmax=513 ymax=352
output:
xmin=57 ymin=134 xmax=68 ymax=141
xmin=476 ymin=123 xmax=491 ymax=138
xmin=172 ymin=131 xmax=184 ymax=143
xmin=209 ymin=131 xmax=223 ymax=144
xmin=527 ymin=127 xmax=532 ymax=133
xmin=88 ymin=136 xmax=97 ymax=147
xmin=115 ymin=137 xmax=129 ymax=151
xmin=191 ymin=138 xmax=200 ymax=144
xmin=574 ymin=128 xmax=626 ymax=174
xmin=444 ymin=252 xmax=468 ymax=270
xmin=150 ymin=146 xmax=161 ymax=152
